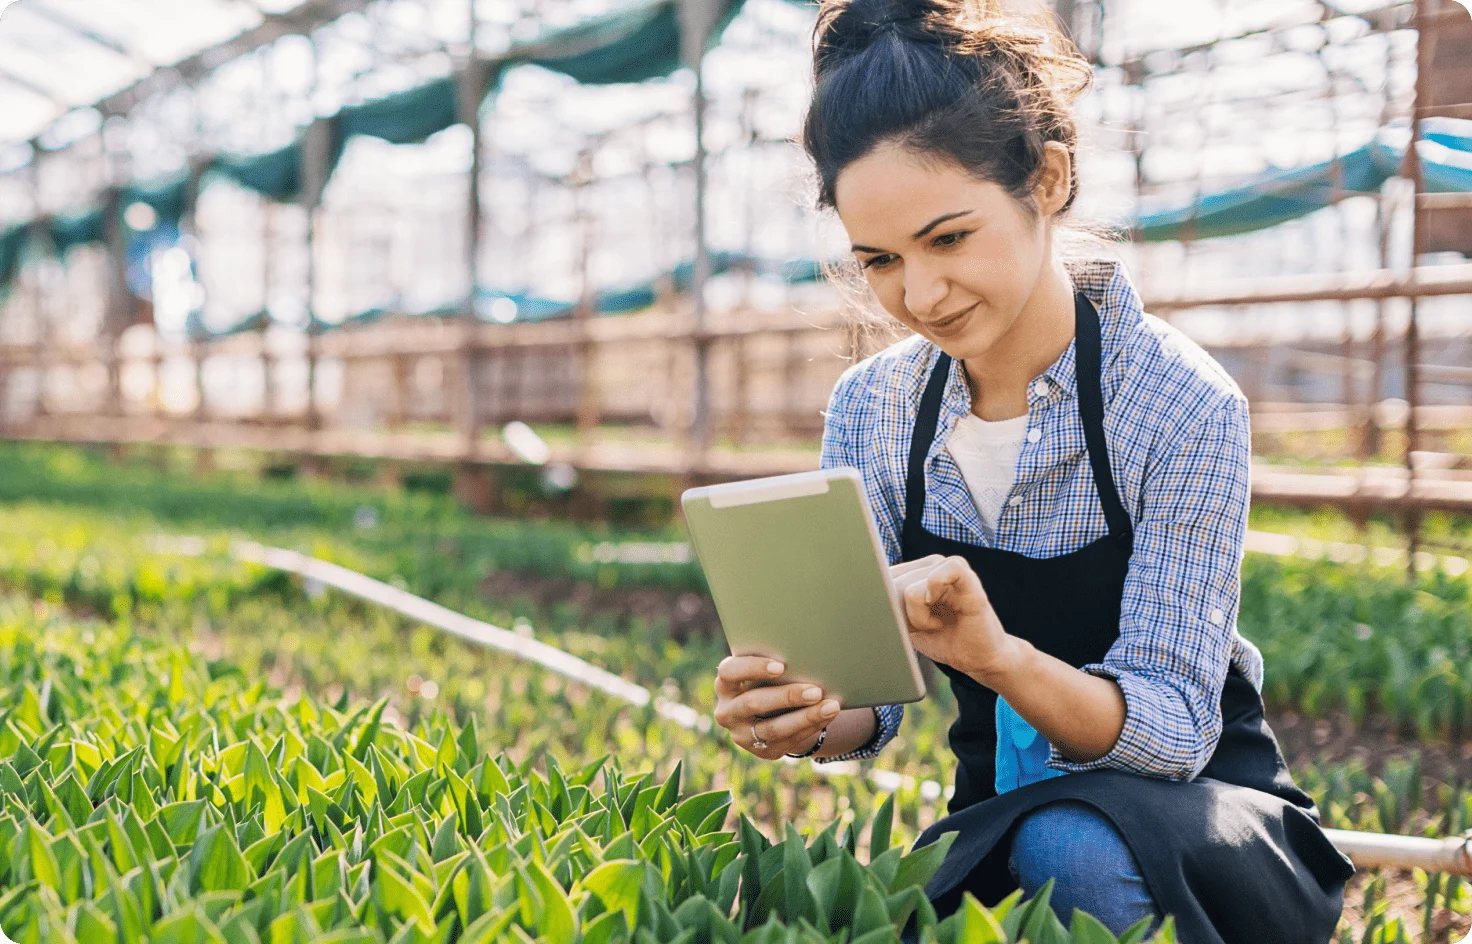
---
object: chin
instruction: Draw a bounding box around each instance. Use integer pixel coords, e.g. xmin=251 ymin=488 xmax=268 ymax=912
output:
xmin=929 ymin=329 xmax=995 ymax=361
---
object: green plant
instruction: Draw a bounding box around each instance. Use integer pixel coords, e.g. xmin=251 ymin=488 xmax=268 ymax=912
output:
xmin=0 ymin=596 xmax=1182 ymax=943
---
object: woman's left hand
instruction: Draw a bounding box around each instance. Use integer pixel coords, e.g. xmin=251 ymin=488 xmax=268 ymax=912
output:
xmin=890 ymin=555 xmax=1017 ymax=685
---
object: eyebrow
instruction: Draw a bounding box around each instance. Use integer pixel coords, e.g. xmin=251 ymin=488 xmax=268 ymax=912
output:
xmin=850 ymin=209 xmax=975 ymax=254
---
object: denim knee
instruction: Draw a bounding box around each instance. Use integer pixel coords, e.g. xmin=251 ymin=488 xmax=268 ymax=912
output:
xmin=1008 ymin=800 xmax=1160 ymax=935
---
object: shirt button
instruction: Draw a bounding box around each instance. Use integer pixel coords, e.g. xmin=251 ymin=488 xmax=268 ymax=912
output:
xmin=1007 ymin=495 xmax=1022 ymax=506
xmin=1032 ymin=380 xmax=1050 ymax=398
xmin=1027 ymin=428 xmax=1042 ymax=444
xmin=1208 ymin=608 xmax=1225 ymax=626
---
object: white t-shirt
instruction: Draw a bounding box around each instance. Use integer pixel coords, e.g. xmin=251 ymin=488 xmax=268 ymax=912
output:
xmin=945 ymin=411 xmax=1028 ymax=542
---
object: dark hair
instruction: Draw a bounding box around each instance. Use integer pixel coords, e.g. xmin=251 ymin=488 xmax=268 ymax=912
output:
xmin=800 ymin=0 xmax=1114 ymax=357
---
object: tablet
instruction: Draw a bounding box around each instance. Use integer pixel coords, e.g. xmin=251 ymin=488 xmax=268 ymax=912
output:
xmin=681 ymin=467 xmax=927 ymax=709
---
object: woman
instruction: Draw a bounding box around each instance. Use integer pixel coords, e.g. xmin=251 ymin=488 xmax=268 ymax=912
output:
xmin=710 ymin=0 xmax=1355 ymax=940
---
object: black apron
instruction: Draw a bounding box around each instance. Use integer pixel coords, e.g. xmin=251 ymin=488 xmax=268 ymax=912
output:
xmin=905 ymin=291 xmax=1354 ymax=944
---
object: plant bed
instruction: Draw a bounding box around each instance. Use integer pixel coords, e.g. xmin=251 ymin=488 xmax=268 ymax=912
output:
xmin=0 ymin=596 xmax=1182 ymax=944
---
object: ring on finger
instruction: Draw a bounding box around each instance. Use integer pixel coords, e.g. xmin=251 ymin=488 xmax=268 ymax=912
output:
xmin=750 ymin=723 xmax=768 ymax=750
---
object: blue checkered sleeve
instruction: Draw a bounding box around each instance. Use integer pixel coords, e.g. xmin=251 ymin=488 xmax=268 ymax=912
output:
xmin=1045 ymin=396 xmax=1253 ymax=781
xmin=812 ymin=375 xmax=905 ymax=763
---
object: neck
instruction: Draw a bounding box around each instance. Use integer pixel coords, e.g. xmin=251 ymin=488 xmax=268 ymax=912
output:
xmin=961 ymin=256 xmax=1075 ymax=421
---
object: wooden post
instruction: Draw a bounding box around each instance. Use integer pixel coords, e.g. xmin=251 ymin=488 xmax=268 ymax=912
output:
xmin=454 ymin=20 xmax=490 ymax=510
xmin=783 ymin=331 xmax=802 ymax=442
xmin=299 ymin=115 xmax=334 ymax=436
xmin=731 ymin=335 xmax=749 ymax=445
xmin=680 ymin=0 xmax=719 ymax=463
xmin=455 ymin=16 xmax=488 ymax=455
xmin=573 ymin=147 xmax=600 ymax=444
xmin=260 ymin=201 xmax=276 ymax=422
xmin=1402 ymin=0 xmax=1436 ymax=577
xmin=1362 ymin=188 xmax=1393 ymax=462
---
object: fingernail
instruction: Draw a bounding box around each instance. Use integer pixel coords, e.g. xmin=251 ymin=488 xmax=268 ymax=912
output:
xmin=802 ymin=687 xmax=822 ymax=701
xmin=924 ymin=588 xmax=932 ymax=604
xmin=767 ymin=661 xmax=783 ymax=674
xmin=820 ymin=701 xmax=840 ymax=717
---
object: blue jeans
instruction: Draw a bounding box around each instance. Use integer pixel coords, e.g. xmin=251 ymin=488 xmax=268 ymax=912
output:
xmin=1008 ymin=800 xmax=1162 ymax=935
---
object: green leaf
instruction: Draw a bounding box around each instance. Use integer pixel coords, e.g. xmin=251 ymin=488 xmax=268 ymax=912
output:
xmin=243 ymin=742 xmax=286 ymax=834
xmin=852 ymin=885 xmax=892 ymax=937
xmin=890 ymin=832 xmax=956 ymax=893
xmin=1071 ymin=909 xmax=1122 ymax=944
xmin=583 ymin=859 xmax=643 ymax=928
xmin=74 ymin=899 xmax=119 ymax=944
xmin=459 ymin=907 xmax=518 ymax=944
xmin=1014 ymin=880 xmax=1069 ymax=944
xmin=188 ymin=824 xmax=252 ymax=894
xmin=806 ymin=852 xmax=865 ymax=932
xmin=523 ymin=858 xmax=576 ymax=944
xmin=25 ymin=821 xmax=61 ymax=893
xmin=429 ymin=813 xmax=460 ymax=863
xmin=652 ymin=761 xmax=681 ymax=814
xmin=955 ymin=892 xmax=1007 ymax=944
xmin=870 ymin=794 xmax=895 ymax=859
xmin=156 ymin=800 xmax=207 ymax=848
xmin=582 ymin=910 xmax=629 ymax=944
xmin=674 ymin=791 xmax=731 ymax=835
xmin=373 ymin=861 xmax=435 ymax=933
xmin=350 ymin=698 xmax=389 ymax=763
xmin=782 ymin=824 xmax=816 ymax=926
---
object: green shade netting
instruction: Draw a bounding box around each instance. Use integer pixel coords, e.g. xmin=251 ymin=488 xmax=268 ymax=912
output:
xmin=473 ymin=248 xmax=827 ymax=324
xmin=523 ymin=0 xmax=742 ymax=85
xmin=0 ymin=223 xmax=27 ymax=295
xmin=211 ymin=142 xmax=304 ymax=202
xmin=1131 ymin=120 xmax=1472 ymax=241
xmin=337 ymin=76 xmax=461 ymax=146
xmin=48 ymin=207 xmax=107 ymax=255
xmin=122 ymin=176 xmax=192 ymax=228
xmin=2 ymin=0 xmax=1468 ymax=316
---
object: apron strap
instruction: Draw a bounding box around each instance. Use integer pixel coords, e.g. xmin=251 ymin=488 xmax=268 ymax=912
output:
xmin=901 ymin=291 xmax=1135 ymax=551
xmin=1074 ymin=290 xmax=1135 ymax=550
xmin=904 ymin=348 xmax=953 ymax=546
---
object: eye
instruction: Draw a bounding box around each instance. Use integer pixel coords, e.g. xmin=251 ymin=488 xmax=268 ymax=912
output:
xmin=934 ymin=231 xmax=969 ymax=247
xmin=860 ymin=254 xmax=895 ymax=271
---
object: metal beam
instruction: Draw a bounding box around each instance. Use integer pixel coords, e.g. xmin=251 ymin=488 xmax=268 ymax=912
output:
xmin=90 ymin=0 xmax=372 ymax=118
xmin=0 ymin=65 xmax=67 ymax=106
xmin=19 ymin=1 xmax=145 ymax=63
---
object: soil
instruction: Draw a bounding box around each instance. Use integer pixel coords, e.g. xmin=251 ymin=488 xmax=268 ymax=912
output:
xmin=480 ymin=570 xmax=724 ymax=640
xmin=1273 ymin=709 xmax=1472 ymax=788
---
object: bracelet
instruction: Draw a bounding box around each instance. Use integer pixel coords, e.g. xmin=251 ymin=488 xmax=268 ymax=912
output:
xmin=786 ymin=725 xmax=827 ymax=759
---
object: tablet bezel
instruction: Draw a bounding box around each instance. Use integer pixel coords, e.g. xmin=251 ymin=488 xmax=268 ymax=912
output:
xmin=681 ymin=467 xmax=927 ymax=710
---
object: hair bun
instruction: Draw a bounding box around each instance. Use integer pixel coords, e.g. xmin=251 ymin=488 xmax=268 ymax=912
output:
xmin=813 ymin=0 xmax=949 ymax=66
xmin=812 ymin=0 xmax=1004 ymax=77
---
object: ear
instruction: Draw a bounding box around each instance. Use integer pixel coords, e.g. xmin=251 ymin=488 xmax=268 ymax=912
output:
xmin=1032 ymin=142 xmax=1072 ymax=218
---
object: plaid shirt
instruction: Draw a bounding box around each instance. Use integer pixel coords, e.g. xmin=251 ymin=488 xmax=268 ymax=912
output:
xmin=815 ymin=257 xmax=1264 ymax=782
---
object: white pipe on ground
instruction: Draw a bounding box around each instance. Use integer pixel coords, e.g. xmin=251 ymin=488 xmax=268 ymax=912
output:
xmin=1323 ymin=829 xmax=1472 ymax=877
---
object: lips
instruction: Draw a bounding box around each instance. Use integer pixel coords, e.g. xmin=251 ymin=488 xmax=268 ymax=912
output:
xmin=925 ymin=302 xmax=977 ymax=334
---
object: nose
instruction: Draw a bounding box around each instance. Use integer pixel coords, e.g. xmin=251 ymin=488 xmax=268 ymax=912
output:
xmin=903 ymin=258 xmax=951 ymax=322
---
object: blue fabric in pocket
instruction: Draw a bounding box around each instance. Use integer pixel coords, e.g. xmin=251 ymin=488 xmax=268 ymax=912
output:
xmin=995 ymin=696 xmax=1070 ymax=794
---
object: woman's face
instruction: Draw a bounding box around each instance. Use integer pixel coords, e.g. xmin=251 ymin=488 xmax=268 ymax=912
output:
xmin=833 ymin=141 xmax=1066 ymax=362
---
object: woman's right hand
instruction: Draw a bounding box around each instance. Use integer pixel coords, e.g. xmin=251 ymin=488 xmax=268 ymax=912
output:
xmin=713 ymin=656 xmax=842 ymax=760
